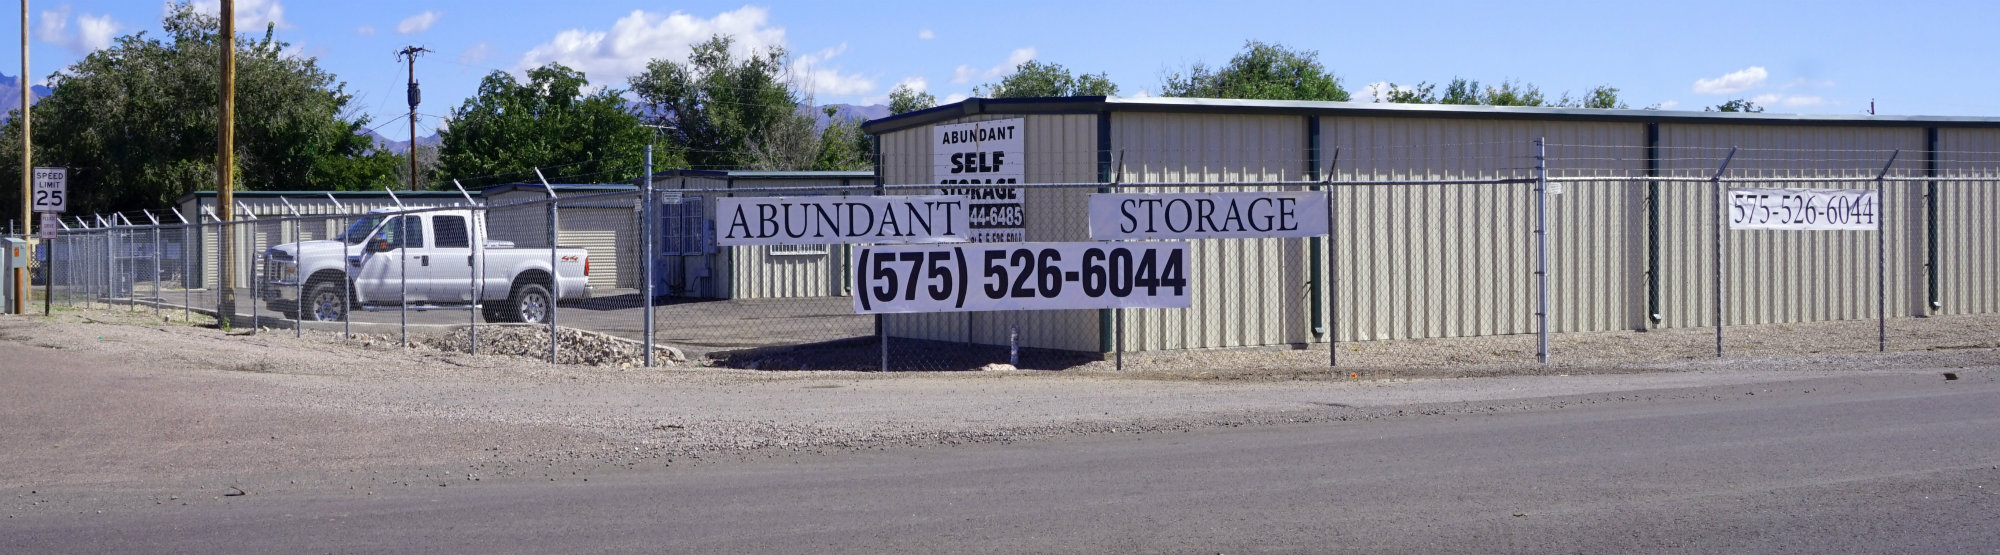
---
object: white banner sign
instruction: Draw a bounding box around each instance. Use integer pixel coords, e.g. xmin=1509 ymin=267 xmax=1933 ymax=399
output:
xmin=934 ymin=118 xmax=1025 ymax=242
xmin=31 ymin=167 xmax=66 ymax=213
xmin=716 ymin=196 xmax=971 ymax=246
xmin=851 ymin=241 xmax=1192 ymax=314
xmin=1089 ymin=191 xmax=1327 ymax=239
xmin=1727 ymin=188 xmax=1879 ymax=231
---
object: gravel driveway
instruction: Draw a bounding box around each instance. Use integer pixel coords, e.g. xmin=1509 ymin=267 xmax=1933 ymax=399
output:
xmin=1 ymin=305 xmax=1994 ymax=517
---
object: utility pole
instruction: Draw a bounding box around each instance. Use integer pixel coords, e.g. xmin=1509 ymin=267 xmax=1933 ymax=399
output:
xmin=396 ymin=46 xmax=430 ymax=191
xmin=19 ymin=0 xmax=29 ymax=240
xmin=217 ymin=0 xmax=237 ymax=327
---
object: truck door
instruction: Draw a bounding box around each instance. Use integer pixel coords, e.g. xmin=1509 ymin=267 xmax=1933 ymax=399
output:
xmin=422 ymin=213 xmax=474 ymax=302
xmin=354 ymin=214 xmax=425 ymax=303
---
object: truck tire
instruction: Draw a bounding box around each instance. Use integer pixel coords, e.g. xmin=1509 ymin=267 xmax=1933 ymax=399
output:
xmin=510 ymin=282 xmax=553 ymax=324
xmin=304 ymin=282 xmax=348 ymax=322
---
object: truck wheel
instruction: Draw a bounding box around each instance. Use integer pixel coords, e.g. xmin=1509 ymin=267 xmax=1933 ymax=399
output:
xmin=304 ymin=282 xmax=348 ymax=322
xmin=511 ymin=283 xmax=552 ymax=324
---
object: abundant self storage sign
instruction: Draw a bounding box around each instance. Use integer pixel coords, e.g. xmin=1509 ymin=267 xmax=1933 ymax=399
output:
xmin=934 ymin=118 xmax=1025 ymax=242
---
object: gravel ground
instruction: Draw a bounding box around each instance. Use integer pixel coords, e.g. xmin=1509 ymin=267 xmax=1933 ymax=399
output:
xmin=2 ymin=305 xmax=1996 ymax=517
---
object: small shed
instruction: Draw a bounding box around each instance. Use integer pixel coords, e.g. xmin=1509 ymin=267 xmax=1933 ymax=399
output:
xmin=479 ymin=183 xmax=641 ymax=291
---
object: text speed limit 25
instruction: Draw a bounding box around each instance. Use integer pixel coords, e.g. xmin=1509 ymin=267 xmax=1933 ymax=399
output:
xmin=852 ymin=242 xmax=1193 ymax=314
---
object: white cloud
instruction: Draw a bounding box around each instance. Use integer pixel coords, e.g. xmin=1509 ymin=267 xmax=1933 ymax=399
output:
xmin=790 ymin=43 xmax=874 ymax=97
xmin=1358 ymin=81 xmax=1420 ymax=103
xmin=397 ymin=10 xmax=441 ymax=35
xmin=38 ymin=5 xmax=122 ymax=54
xmin=941 ymin=93 xmax=970 ymax=104
xmin=1692 ymin=66 xmax=1767 ymax=95
xmin=1656 ymin=100 xmax=1680 ymax=110
xmin=190 ymin=0 xmax=291 ymax=31
xmin=951 ymin=47 xmax=1036 ymax=84
xmin=1781 ymin=95 xmax=1828 ymax=107
xmin=518 ymin=7 xmax=787 ymax=85
xmin=917 ymin=29 xmax=934 ymax=39
xmin=460 ymin=42 xmax=493 ymax=66
xmin=356 ymin=24 xmax=375 ymax=35
xmin=861 ymin=76 xmax=929 ymax=105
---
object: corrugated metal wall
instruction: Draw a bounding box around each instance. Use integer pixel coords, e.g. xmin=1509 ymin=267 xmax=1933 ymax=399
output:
xmin=674 ymin=176 xmax=859 ymax=300
xmin=1112 ymin=113 xmax=1311 ymax=350
xmin=1654 ymin=125 xmax=1925 ymax=328
xmin=183 ymin=195 xmax=464 ymax=289
xmin=1935 ymin=128 xmax=2000 ymax=315
xmin=1319 ymin=117 xmax=1645 ymax=341
xmin=881 ymin=113 xmax=1102 ymax=353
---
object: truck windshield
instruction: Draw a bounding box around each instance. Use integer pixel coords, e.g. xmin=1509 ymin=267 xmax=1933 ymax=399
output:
xmin=336 ymin=216 xmax=387 ymax=245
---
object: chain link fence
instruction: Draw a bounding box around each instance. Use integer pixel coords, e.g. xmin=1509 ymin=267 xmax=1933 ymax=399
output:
xmin=12 ymin=140 xmax=2000 ymax=371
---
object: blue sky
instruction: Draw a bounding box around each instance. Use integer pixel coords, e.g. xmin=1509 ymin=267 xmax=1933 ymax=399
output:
xmin=9 ymin=0 xmax=1999 ymax=137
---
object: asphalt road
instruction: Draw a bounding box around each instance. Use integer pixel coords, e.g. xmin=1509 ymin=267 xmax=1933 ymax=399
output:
xmin=5 ymin=366 xmax=1994 ymax=554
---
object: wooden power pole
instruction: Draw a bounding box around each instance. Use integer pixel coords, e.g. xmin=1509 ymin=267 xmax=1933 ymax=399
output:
xmin=18 ymin=0 xmax=28 ymax=240
xmin=216 ymin=0 xmax=236 ymax=326
xmin=396 ymin=46 xmax=430 ymax=191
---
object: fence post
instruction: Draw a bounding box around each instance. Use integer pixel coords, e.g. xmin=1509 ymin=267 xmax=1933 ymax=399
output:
xmin=182 ymin=226 xmax=191 ymax=321
xmin=400 ymin=215 xmax=410 ymax=348
xmin=153 ymin=226 xmax=162 ymax=319
xmin=1876 ymin=150 xmax=1898 ymax=352
xmin=1327 ymin=150 xmax=1340 ymax=368
xmin=470 ymin=210 xmax=480 ymax=355
xmin=642 ymin=144 xmax=655 ymax=367
xmin=1534 ymin=138 xmax=1550 ymax=364
xmin=1711 ymin=147 xmax=1738 ymax=358
xmin=341 ymin=216 xmax=351 ymax=339
xmin=548 ymin=200 xmax=560 ymax=364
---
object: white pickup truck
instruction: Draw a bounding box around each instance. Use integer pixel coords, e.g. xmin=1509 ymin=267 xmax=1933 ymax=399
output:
xmin=262 ymin=208 xmax=590 ymax=323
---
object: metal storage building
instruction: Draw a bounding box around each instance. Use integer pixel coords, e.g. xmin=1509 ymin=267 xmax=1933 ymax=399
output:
xmin=645 ymin=169 xmax=874 ymax=299
xmin=480 ymin=183 xmax=641 ymax=291
xmin=860 ymin=97 xmax=2000 ymax=354
xmin=175 ymin=190 xmax=473 ymax=288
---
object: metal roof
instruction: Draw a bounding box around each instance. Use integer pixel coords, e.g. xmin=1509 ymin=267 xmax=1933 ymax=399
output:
xmin=647 ymin=169 xmax=873 ymax=180
xmin=861 ymin=96 xmax=2000 ymax=135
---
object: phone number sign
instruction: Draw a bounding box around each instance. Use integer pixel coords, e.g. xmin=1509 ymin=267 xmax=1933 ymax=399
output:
xmin=32 ymin=167 xmax=66 ymax=213
xmin=851 ymin=241 xmax=1192 ymax=314
xmin=1728 ymin=187 xmax=1878 ymax=231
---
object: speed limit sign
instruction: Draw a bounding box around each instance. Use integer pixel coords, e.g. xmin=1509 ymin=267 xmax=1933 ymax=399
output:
xmin=32 ymin=167 xmax=65 ymax=212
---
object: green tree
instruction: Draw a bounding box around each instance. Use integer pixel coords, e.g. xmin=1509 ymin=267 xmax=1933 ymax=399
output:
xmin=437 ymin=63 xmax=652 ymax=186
xmin=631 ymin=36 xmax=801 ymax=170
xmin=973 ymin=60 xmax=1118 ymax=98
xmin=887 ymin=83 xmax=936 ymax=115
xmin=1438 ymin=78 xmax=1481 ymax=105
xmin=1478 ymin=79 xmax=1546 ymax=107
xmin=1161 ymin=41 xmax=1348 ymax=101
xmin=0 ymin=2 xmax=396 ymax=216
xmin=1581 ymin=85 xmax=1627 ymax=109
xmin=1381 ymin=82 xmax=1436 ymax=104
xmin=1707 ymin=98 xmax=1764 ymax=113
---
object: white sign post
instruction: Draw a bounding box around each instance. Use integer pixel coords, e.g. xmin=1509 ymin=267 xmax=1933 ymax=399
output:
xmin=933 ymin=118 xmax=1025 ymax=242
xmin=1088 ymin=191 xmax=1329 ymax=240
xmin=31 ymin=167 xmax=66 ymax=214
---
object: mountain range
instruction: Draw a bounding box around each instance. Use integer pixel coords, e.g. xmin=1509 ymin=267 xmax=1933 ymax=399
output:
xmin=0 ymin=72 xmax=53 ymax=116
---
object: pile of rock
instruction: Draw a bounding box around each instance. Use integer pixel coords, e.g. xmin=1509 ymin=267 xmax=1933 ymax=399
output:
xmin=419 ymin=326 xmax=687 ymax=367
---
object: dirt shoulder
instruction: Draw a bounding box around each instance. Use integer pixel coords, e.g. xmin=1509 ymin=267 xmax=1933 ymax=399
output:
xmin=2 ymin=306 xmax=1995 ymax=516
